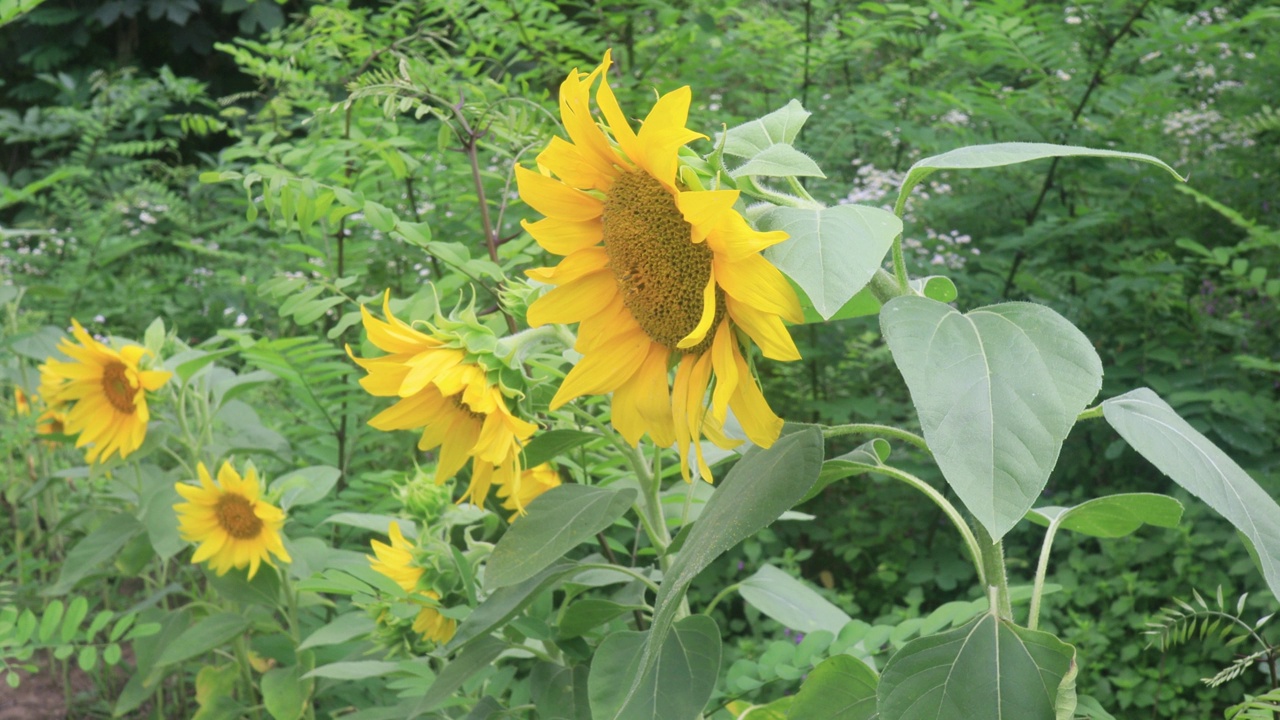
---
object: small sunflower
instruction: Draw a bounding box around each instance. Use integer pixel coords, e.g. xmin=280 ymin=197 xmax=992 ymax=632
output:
xmin=38 ymin=320 xmax=170 ymax=464
xmin=517 ymin=51 xmax=803 ymax=481
xmin=174 ymin=461 xmax=291 ymax=579
xmin=368 ymin=521 xmax=423 ymax=593
xmin=13 ymin=387 xmax=31 ymax=416
xmin=348 ymin=293 xmax=537 ymax=506
xmin=411 ymin=595 xmax=456 ymax=645
xmin=496 ymin=462 xmax=561 ymax=520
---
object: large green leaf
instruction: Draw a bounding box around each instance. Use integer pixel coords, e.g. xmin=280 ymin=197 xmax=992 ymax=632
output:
xmin=446 ymin=562 xmax=576 ymax=651
xmin=1026 ymin=493 xmax=1184 ymax=538
xmin=485 ymin=485 xmax=636 ymax=590
xmin=47 ymin=513 xmax=145 ymax=595
xmin=588 ymin=615 xmax=721 ymax=720
xmin=613 ymin=428 xmax=823 ymax=717
xmin=896 ymin=142 xmax=1184 ymax=210
xmin=154 ymin=613 xmax=252 ymax=668
xmin=269 ymin=465 xmax=340 ymax=510
xmin=738 ymin=564 xmax=853 ymax=635
xmin=880 ymin=297 xmax=1102 ymax=539
xmin=531 ymin=663 xmax=590 ymax=720
xmin=787 ymin=655 xmax=879 ymax=720
xmin=1102 ymin=388 xmax=1280 ymax=599
xmin=760 ymin=205 xmax=902 ymax=320
xmin=721 ymin=100 xmax=811 ymax=158
xmin=877 ymin=614 xmax=1077 ymax=720
xmin=412 ymin=636 xmax=506 ymax=716
xmin=731 ymin=144 xmax=825 ymax=179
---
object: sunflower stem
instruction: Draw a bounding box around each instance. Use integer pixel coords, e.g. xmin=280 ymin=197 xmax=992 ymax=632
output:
xmin=867 ymin=465 xmax=985 ymax=586
xmin=976 ymin=524 xmax=1013 ymax=621
xmin=821 ymin=423 xmax=931 ymax=456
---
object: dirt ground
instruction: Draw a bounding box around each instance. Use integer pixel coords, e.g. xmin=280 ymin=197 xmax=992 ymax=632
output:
xmin=0 ymin=662 xmax=99 ymax=720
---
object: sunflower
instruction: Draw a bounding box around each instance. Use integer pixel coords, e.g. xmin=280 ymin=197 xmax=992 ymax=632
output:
xmin=348 ymin=293 xmax=537 ymax=506
xmin=368 ymin=521 xmax=423 ymax=593
xmin=38 ymin=320 xmax=170 ymax=464
xmin=411 ymin=595 xmax=457 ymax=645
xmin=14 ymin=387 xmax=31 ymax=416
xmin=496 ymin=462 xmax=561 ymax=520
xmin=367 ymin=522 xmax=456 ymax=644
xmin=174 ymin=461 xmax=291 ymax=579
xmin=517 ymin=50 xmax=803 ymax=481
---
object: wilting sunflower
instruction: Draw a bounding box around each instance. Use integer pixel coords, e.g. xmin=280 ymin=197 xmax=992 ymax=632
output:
xmin=411 ymin=595 xmax=456 ymax=645
xmin=367 ymin=522 xmax=456 ymax=644
xmin=348 ymin=293 xmax=537 ymax=506
xmin=38 ymin=320 xmax=170 ymax=464
xmin=496 ymin=462 xmax=561 ymax=520
xmin=517 ymin=50 xmax=803 ymax=481
xmin=368 ymin=521 xmax=423 ymax=593
xmin=174 ymin=461 xmax=291 ymax=579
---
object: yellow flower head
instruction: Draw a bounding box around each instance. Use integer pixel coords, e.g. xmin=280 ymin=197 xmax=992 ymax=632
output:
xmin=497 ymin=462 xmax=561 ymax=520
xmin=38 ymin=320 xmax=171 ymax=464
xmin=368 ymin=521 xmax=424 ymax=593
xmin=174 ymin=461 xmax=291 ymax=579
xmin=411 ymin=593 xmax=457 ymax=645
xmin=517 ymin=51 xmax=803 ymax=482
xmin=348 ymin=292 xmax=537 ymax=506
xmin=36 ymin=407 xmax=68 ymax=437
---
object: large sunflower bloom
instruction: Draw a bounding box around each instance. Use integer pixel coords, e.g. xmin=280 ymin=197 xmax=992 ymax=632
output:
xmin=517 ymin=51 xmax=803 ymax=481
xmin=174 ymin=461 xmax=291 ymax=579
xmin=39 ymin=320 xmax=171 ymax=464
xmin=349 ymin=293 xmax=537 ymax=506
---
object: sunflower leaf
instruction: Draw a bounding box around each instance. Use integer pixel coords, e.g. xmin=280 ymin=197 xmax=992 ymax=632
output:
xmin=720 ymin=99 xmax=812 ymax=158
xmin=760 ymin=204 xmax=902 ymax=319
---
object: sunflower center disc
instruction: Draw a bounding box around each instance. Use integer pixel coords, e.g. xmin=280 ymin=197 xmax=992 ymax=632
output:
xmin=603 ymin=171 xmax=723 ymax=353
xmin=101 ymin=362 xmax=137 ymax=414
xmin=215 ymin=494 xmax=264 ymax=539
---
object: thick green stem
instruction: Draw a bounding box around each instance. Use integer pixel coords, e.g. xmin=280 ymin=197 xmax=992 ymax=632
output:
xmin=975 ymin=524 xmax=1012 ymax=620
xmin=822 ymin=423 xmax=931 ymax=456
xmin=1028 ymin=520 xmax=1060 ymax=631
xmin=869 ymin=466 xmax=984 ymax=585
xmin=868 ymin=268 xmax=909 ymax=305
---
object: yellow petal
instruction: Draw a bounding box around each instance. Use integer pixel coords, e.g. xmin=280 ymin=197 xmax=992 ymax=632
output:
xmin=550 ymin=327 xmax=651 ymax=409
xmin=709 ymin=321 xmax=738 ymax=421
xmin=729 ymin=340 xmax=784 ymax=448
xmin=634 ymin=85 xmax=706 ymax=187
xmin=727 ymin=301 xmax=801 ymax=362
xmin=526 ymin=271 xmax=618 ymax=327
xmin=611 ymin=342 xmax=675 ymax=447
xmin=714 ymin=254 xmax=804 ymax=323
xmin=676 ymin=270 xmax=718 ymax=350
xmin=521 ymin=216 xmax=603 ymax=256
xmin=676 ymin=189 xmax=740 ymax=243
xmin=515 ymin=165 xmax=603 ymax=222
xmin=537 ymin=135 xmax=616 ymax=192
xmin=525 ymin=247 xmax=610 ymax=286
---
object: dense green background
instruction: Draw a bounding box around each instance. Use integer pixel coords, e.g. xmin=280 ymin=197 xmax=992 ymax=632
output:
xmin=3 ymin=0 xmax=1278 ymax=717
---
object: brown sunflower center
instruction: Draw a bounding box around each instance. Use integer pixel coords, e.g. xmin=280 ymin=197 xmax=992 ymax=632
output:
xmin=101 ymin=362 xmax=137 ymax=414
xmin=215 ymin=494 xmax=264 ymax=539
xmin=603 ymin=171 xmax=725 ymax=353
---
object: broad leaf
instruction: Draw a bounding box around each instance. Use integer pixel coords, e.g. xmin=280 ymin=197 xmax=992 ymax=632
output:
xmin=721 ymin=100 xmax=811 ymax=158
xmin=881 ymin=297 xmax=1102 ymax=539
xmin=447 ymin=562 xmax=576 ymax=651
xmin=47 ymin=514 xmax=145 ymax=595
xmin=588 ymin=615 xmax=721 ymax=720
xmin=485 ymin=485 xmax=636 ymax=590
xmin=1027 ymin=493 xmax=1184 ymax=538
xmin=559 ymin=599 xmax=644 ymax=639
xmin=787 ymin=655 xmax=879 ymax=720
xmin=896 ymin=142 xmax=1185 ymax=211
xmin=262 ymin=665 xmax=310 ymax=720
xmin=521 ymin=429 xmax=600 ymax=468
xmin=414 ymin=636 xmax=506 ymax=714
xmin=1102 ymin=388 xmax=1280 ymax=599
xmin=531 ymin=663 xmax=591 ymax=720
xmin=877 ymin=614 xmax=1077 ymax=720
xmin=270 ymin=465 xmax=341 ymax=510
xmin=731 ymin=144 xmax=825 ymax=178
xmin=154 ymin=613 xmax=252 ymax=668
xmin=615 ymin=428 xmax=823 ymax=717
xmin=738 ymin=564 xmax=853 ymax=635
xmin=760 ymin=205 xmax=902 ymax=319
xmin=804 ymin=439 xmax=891 ymax=502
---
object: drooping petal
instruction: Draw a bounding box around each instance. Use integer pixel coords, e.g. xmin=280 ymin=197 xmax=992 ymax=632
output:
xmin=515 ymin=166 xmax=604 ymax=222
